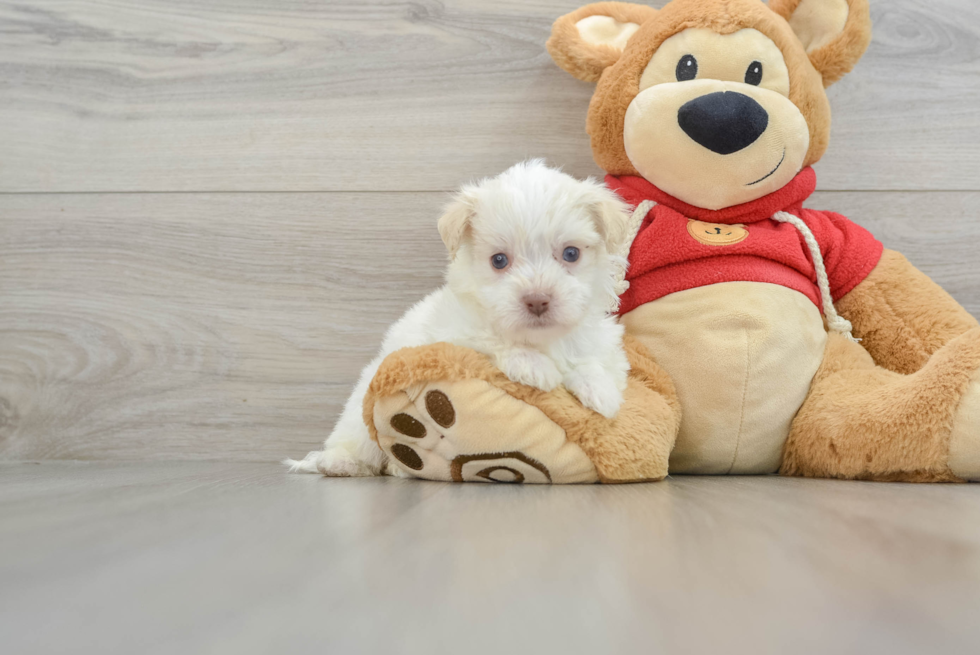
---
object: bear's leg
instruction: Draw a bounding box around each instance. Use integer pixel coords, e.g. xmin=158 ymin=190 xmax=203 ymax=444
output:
xmin=781 ymin=328 xmax=980 ymax=482
xmin=364 ymin=338 xmax=680 ymax=484
xmin=837 ymin=249 xmax=980 ymax=374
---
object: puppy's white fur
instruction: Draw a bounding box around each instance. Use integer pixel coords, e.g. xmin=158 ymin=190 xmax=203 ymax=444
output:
xmin=287 ymin=160 xmax=633 ymax=477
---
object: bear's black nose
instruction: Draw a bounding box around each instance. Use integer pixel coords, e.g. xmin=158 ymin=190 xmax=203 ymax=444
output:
xmin=677 ymin=91 xmax=769 ymax=155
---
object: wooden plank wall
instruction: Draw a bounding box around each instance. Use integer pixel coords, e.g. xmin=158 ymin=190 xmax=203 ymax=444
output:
xmin=2 ymin=0 xmax=979 ymax=461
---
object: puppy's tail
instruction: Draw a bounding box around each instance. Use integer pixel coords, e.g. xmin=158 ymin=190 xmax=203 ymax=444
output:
xmin=282 ymin=451 xmax=324 ymax=474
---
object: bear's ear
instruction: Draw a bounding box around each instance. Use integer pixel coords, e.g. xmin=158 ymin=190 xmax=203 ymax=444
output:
xmin=437 ymin=186 xmax=479 ymax=258
xmin=770 ymin=0 xmax=872 ymax=86
xmin=547 ymin=2 xmax=658 ymax=83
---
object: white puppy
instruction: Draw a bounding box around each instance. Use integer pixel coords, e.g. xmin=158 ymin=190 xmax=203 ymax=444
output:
xmin=287 ymin=160 xmax=633 ymax=477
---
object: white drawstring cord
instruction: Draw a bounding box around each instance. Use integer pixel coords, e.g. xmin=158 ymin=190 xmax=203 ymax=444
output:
xmin=610 ymin=200 xmax=657 ymax=308
xmin=772 ymin=211 xmax=859 ymax=342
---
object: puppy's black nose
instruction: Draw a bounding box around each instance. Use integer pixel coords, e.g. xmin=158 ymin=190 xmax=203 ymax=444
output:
xmin=523 ymin=294 xmax=551 ymax=317
xmin=677 ymin=91 xmax=769 ymax=155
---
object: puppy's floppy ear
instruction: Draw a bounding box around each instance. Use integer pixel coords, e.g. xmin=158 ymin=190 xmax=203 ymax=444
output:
xmin=770 ymin=0 xmax=872 ymax=87
xmin=437 ymin=186 xmax=478 ymax=258
xmin=547 ymin=2 xmax=657 ymax=83
xmin=582 ymin=182 xmax=633 ymax=254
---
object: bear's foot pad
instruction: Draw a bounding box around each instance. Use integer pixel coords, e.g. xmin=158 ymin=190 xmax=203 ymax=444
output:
xmin=373 ymin=378 xmax=598 ymax=484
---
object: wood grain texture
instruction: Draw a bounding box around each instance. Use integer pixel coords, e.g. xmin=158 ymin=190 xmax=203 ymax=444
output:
xmin=1 ymin=191 xmax=978 ymax=462
xmin=0 ymin=0 xmax=978 ymax=193
xmin=0 ymin=192 xmax=447 ymax=461
xmin=2 ymin=462 xmax=980 ymax=655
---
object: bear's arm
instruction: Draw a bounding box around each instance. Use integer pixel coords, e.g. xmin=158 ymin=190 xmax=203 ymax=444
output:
xmin=836 ymin=248 xmax=979 ymax=375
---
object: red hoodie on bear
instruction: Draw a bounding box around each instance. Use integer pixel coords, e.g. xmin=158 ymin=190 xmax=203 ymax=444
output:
xmin=607 ymin=167 xmax=883 ymax=316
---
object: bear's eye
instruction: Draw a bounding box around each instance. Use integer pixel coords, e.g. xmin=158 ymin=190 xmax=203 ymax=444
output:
xmin=562 ymin=246 xmax=580 ymax=263
xmin=490 ymin=253 xmax=509 ymax=270
xmin=675 ymin=54 xmax=698 ymax=82
xmin=745 ymin=61 xmax=763 ymax=86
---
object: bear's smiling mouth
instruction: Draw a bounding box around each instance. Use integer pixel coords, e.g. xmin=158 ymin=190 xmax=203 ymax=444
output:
xmin=746 ymin=148 xmax=786 ymax=186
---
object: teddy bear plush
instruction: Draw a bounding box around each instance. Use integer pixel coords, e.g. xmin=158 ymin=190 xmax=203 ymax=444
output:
xmin=363 ymin=0 xmax=980 ymax=484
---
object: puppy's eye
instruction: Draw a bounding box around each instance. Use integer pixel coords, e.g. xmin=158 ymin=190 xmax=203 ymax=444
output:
xmin=745 ymin=61 xmax=763 ymax=86
xmin=490 ymin=253 xmax=509 ymax=270
xmin=562 ymin=246 xmax=580 ymax=263
xmin=676 ymin=54 xmax=698 ymax=82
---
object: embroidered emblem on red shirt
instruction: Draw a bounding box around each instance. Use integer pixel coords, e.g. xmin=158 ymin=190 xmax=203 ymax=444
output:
xmin=687 ymin=220 xmax=749 ymax=246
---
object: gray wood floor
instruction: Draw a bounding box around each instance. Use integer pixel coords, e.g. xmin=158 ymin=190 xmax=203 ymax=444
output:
xmin=3 ymin=2 xmax=980 ymax=650
xmin=2 ymin=462 xmax=980 ymax=655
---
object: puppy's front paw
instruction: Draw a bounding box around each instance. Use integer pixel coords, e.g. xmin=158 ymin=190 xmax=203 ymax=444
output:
xmin=383 ymin=459 xmax=413 ymax=478
xmin=564 ymin=371 xmax=624 ymax=419
xmin=302 ymin=444 xmax=380 ymax=477
xmin=497 ymin=349 xmax=562 ymax=392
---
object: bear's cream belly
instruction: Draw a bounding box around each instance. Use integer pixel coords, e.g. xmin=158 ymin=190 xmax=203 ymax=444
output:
xmin=620 ymin=282 xmax=827 ymax=474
